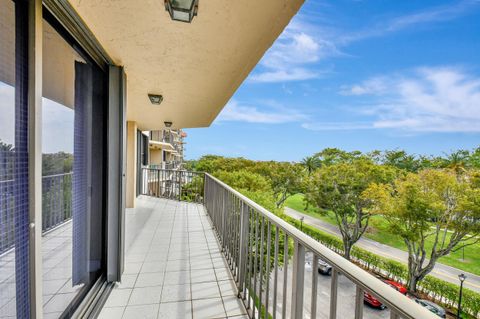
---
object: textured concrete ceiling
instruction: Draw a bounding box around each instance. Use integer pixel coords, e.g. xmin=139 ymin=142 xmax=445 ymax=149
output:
xmin=69 ymin=0 xmax=304 ymax=130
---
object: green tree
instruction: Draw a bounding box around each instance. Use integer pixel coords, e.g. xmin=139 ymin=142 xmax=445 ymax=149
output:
xmin=300 ymin=156 xmax=321 ymax=176
xmin=363 ymin=169 xmax=480 ymax=291
xmin=444 ymin=150 xmax=470 ymax=176
xmin=382 ymin=149 xmax=420 ymax=172
xmin=314 ymin=148 xmax=362 ymax=166
xmin=267 ymin=162 xmax=304 ymax=208
xmin=469 ymin=147 xmax=480 ymax=169
xmin=306 ymin=159 xmax=397 ymax=260
xmin=213 ymin=170 xmax=271 ymax=193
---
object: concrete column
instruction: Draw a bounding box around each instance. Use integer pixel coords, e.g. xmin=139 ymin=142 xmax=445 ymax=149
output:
xmin=126 ymin=121 xmax=137 ymax=208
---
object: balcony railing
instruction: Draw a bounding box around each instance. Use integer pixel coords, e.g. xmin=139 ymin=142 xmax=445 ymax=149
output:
xmin=139 ymin=169 xmax=437 ymax=318
xmin=140 ymin=168 xmax=204 ymax=203
xmin=0 ymin=172 xmax=73 ymax=254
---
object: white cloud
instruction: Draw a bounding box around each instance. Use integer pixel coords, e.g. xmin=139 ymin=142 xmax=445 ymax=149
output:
xmin=249 ymin=68 xmax=320 ymax=83
xmin=248 ymin=1 xmax=479 ymax=84
xmin=248 ymin=19 xmax=340 ymax=83
xmin=304 ymin=67 xmax=480 ymax=133
xmin=370 ymin=67 xmax=480 ymax=132
xmin=217 ymin=99 xmax=306 ymax=124
xmin=339 ymin=77 xmax=388 ymax=96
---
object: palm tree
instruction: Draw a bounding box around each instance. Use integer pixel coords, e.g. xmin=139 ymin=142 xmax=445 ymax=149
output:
xmin=445 ymin=150 xmax=470 ymax=176
xmin=300 ymin=156 xmax=321 ymax=210
xmin=301 ymin=156 xmax=321 ymax=176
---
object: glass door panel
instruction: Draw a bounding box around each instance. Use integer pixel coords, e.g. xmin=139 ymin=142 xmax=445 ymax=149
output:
xmin=41 ymin=17 xmax=106 ymax=318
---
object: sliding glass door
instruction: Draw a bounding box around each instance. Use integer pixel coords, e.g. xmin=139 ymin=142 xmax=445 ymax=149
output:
xmin=0 ymin=1 xmax=121 ymax=317
xmin=41 ymin=15 xmax=107 ymax=318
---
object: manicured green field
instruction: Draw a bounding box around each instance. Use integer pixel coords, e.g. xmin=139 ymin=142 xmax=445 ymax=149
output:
xmin=285 ymin=193 xmax=480 ymax=275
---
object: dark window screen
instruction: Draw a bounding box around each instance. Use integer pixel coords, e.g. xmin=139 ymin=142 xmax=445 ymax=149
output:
xmin=0 ymin=0 xmax=30 ymax=317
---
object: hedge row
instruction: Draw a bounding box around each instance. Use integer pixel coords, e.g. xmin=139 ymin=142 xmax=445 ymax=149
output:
xmin=283 ymin=215 xmax=480 ymax=318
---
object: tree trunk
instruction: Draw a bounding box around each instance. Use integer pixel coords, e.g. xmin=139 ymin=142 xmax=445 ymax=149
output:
xmin=407 ymin=275 xmax=419 ymax=292
xmin=343 ymin=240 xmax=352 ymax=260
xmin=406 ymin=252 xmax=436 ymax=292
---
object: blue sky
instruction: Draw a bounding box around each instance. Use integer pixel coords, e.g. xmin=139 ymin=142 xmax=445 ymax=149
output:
xmin=185 ymin=0 xmax=480 ymax=161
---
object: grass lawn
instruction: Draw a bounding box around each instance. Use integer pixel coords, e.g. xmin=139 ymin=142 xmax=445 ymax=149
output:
xmin=285 ymin=193 xmax=480 ymax=276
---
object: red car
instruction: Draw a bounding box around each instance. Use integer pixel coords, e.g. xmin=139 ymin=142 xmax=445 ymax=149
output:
xmin=363 ymin=291 xmax=386 ymax=309
xmin=364 ymin=279 xmax=407 ymax=309
xmin=384 ymin=280 xmax=408 ymax=295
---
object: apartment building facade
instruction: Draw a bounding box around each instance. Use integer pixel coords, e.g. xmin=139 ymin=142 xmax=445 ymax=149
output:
xmin=148 ymin=129 xmax=186 ymax=170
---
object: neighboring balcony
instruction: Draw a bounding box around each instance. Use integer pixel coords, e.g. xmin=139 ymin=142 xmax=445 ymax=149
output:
xmin=98 ymin=168 xmax=439 ymax=319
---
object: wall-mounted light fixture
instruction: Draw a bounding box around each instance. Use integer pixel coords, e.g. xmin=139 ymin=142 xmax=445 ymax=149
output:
xmin=164 ymin=121 xmax=173 ymax=128
xmin=148 ymin=94 xmax=163 ymax=105
xmin=165 ymin=0 xmax=199 ymax=23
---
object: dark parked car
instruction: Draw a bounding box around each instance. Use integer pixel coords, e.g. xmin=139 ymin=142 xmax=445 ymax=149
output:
xmin=305 ymin=255 xmax=332 ymax=275
xmin=413 ymin=298 xmax=446 ymax=318
xmin=317 ymin=259 xmax=332 ymax=275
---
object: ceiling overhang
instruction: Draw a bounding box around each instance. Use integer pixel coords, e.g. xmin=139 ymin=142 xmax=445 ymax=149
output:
xmin=68 ymin=0 xmax=304 ymax=130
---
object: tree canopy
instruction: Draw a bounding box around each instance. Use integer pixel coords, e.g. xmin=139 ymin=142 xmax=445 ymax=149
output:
xmin=363 ymin=169 xmax=480 ymax=291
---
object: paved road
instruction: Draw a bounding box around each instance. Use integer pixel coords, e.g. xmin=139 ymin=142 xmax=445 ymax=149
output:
xmin=284 ymin=207 xmax=480 ymax=293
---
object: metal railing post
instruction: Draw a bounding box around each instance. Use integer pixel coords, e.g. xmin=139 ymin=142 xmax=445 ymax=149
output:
xmin=237 ymin=201 xmax=249 ymax=296
xmin=311 ymin=254 xmax=319 ymax=319
xmin=330 ymin=269 xmax=339 ymax=319
xmin=354 ymin=286 xmax=364 ymax=319
xmin=390 ymin=312 xmax=400 ymax=319
xmin=290 ymin=240 xmax=305 ymax=319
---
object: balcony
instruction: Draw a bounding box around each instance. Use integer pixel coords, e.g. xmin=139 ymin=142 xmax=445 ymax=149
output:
xmin=98 ymin=196 xmax=246 ymax=318
xmin=97 ymin=168 xmax=438 ymax=319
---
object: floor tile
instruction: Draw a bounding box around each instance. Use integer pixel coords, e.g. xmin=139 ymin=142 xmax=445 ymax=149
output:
xmin=104 ymin=289 xmax=132 ymax=307
xmin=123 ymin=304 xmax=159 ymax=319
xmin=192 ymin=297 xmax=226 ymax=318
xmin=161 ymin=283 xmax=191 ymax=302
xmin=141 ymin=261 xmax=166 ymax=273
xmin=163 ymin=270 xmax=190 ymax=285
xmin=223 ymin=296 xmax=247 ymax=317
xmin=219 ymin=280 xmax=237 ymax=297
xmin=191 ymin=269 xmax=217 ymax=283
xmin=129 ymin=286 xmax=162 ymax=306
xmin=116 ymin=274 xmax=138 ymax=289
xmin=191 ymin=281 xmax=221 ymax=300
xmin=135 ymin=272 xmax=164 ymax=288
xmin=97 ymin=306 xmax=125 ymax=319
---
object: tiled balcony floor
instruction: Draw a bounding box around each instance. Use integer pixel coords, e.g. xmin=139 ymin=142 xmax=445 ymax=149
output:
xmin=98 ymin=196 xmax=248 ymax=319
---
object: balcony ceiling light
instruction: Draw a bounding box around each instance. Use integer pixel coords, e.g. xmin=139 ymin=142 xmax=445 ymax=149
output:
xmin=148 ymin=94 xmax=163 ymax=105
xmin=164 ymin=121 xmax=173 ymax=128
xmin=165 ymin=0 xmax=199 ymax=23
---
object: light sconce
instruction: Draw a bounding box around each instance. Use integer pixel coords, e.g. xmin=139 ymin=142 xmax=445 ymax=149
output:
xmin=165 ymin=0 xmax=199 ymax=23
xmin=148 ymin=94 xmax=163 ymax=105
